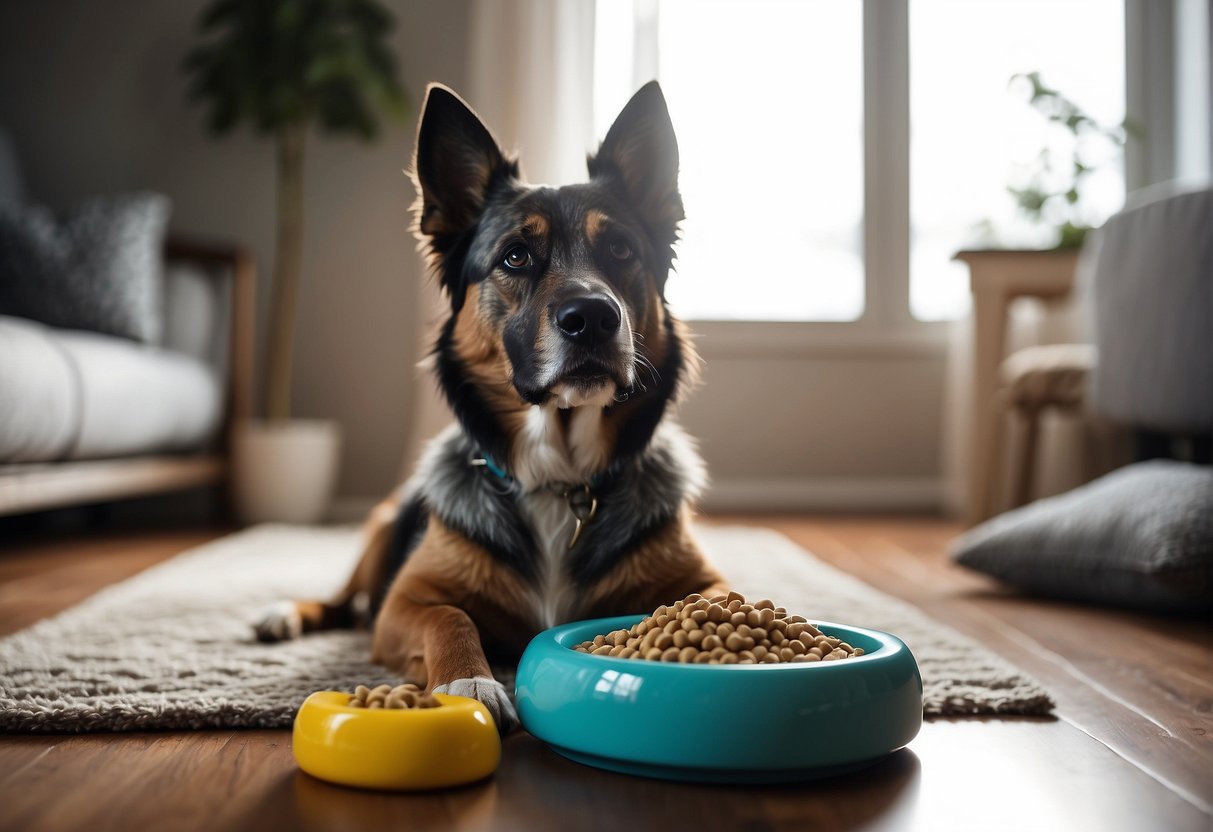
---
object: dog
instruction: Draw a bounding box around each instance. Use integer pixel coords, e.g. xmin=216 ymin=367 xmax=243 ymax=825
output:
xmin=254 ymin=81 xmax=728 ymax=731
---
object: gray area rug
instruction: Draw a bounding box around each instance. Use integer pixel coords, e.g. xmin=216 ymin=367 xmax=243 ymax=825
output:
xmin=0 ymin=524 xmax=1053 ymax=732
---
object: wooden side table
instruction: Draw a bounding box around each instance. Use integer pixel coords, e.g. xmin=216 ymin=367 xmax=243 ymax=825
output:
xmin=954 ymin=249 xmax=1081 ymax=526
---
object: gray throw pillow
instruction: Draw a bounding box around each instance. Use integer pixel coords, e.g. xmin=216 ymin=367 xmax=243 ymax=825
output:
xmin=952 ymin=460 xmax=1213 ymax=615
xmin=0 ymin=192 xmax=171 ymax=343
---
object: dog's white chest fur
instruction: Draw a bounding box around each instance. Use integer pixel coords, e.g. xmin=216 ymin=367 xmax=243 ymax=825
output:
xmin=512 ymin=401 xmax=611 ymax=628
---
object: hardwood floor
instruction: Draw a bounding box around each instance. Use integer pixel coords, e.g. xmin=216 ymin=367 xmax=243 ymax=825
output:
xmin=0 ymin=516 xmax=1209 ymax=832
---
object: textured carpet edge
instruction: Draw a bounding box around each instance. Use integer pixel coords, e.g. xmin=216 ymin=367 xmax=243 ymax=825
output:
xmin=0 ymin=524 xmax=1055 ymax=733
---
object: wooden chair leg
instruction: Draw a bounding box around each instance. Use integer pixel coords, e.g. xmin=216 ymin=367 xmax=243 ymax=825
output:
xmin=988 ymin=395 xmax=1008 ymax=514
xmin=1011 ymin=406 xmax=1041 ymax=509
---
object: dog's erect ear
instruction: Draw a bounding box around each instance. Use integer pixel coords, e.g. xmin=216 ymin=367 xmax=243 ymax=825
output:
xmin=413 ymin=85 xmax=517 ymax=311
xmin=589 ymin=81 xmax=684 ymax=246
xmin=413 ymin=84 xmax=513 ymax=241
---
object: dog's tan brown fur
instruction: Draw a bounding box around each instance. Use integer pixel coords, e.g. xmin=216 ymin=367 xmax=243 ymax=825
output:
xmin=260 ymin=82 xmax=724 ymax=729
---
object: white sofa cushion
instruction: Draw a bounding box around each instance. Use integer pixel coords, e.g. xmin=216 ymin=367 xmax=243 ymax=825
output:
xmin=0 ymin=314 xmax=222 ymax=462
xmin=0 ymin=315 xmax=77 ymax=461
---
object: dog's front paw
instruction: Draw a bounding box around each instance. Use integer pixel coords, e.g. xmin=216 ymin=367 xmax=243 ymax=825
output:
xmin=433 ymin=676 xmax=518 ymax=733
xmin=253 ymin=600 xmax=302 ymax=642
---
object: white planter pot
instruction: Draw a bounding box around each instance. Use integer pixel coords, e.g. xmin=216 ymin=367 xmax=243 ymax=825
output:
xmin=232 ymin=419 xmax=342 ymax=525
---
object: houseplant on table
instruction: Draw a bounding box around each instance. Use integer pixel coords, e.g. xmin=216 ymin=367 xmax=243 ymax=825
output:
xmin=184 ymin=0 xmax=407 ymax=523
xmin=1002 ymin=71 xmax=1128 ymax=250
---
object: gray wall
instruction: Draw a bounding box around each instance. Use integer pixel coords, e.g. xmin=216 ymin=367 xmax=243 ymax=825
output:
xmin=0 ymin=0 xmax=471 ymax=499
xmin=0 ymin=1 xmax=948 ymax=512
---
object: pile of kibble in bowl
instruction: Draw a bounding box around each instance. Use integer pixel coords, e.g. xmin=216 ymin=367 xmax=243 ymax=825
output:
xmin=346 ymin=683 xmax=441 ymax=709
xmin=573 ymin=591 xmax=864 ymax=664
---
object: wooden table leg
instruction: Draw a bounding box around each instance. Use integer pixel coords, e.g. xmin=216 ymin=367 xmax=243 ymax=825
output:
xmin=967 ymin=286 xmax=1009 ymax=526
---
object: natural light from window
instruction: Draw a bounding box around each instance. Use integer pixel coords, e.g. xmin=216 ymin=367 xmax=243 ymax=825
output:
xmin=595 ymin=0 xmax=864 ymax=322
xmin=909 ymin=0 xmax=1126 ymax=320
xmin=595 ymin=0 xmax=1126 ymax=324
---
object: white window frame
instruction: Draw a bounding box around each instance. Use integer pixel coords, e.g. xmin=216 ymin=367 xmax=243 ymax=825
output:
xmin=618 ymin=0 xmax=1165 ymax=359
xmin=626 ymin=0 xmax=937 ymax=357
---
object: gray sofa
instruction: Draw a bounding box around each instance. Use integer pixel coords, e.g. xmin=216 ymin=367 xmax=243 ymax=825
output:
xmin=0 ymin=130 xmax=253 ymax=516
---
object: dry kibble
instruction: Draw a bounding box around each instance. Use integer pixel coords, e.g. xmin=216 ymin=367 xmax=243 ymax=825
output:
xmin=571 ymin=592 xmax=865 ymax=666
xmin=346 ymin=682 xmax=441 ymax=710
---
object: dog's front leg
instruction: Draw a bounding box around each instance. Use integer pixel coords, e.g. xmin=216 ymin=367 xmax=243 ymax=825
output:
xmin=373 ymin=594 xmax=518 ymax=733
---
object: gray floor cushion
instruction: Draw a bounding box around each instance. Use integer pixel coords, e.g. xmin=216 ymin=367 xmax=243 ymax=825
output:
xmin=952 ymin=460 xmax=1213 ymax=615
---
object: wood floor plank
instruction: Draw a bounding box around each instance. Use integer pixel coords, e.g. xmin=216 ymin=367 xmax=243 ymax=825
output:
xmin=1 ymin=721 xmax=1206 ymax=832
xmin=0 ymin=516 xmax=1209 ymax=831
xmin=738 ymin=515 xmax=1213 ymax=817
xmin=0 ymin=529 xmax=225 ymax=636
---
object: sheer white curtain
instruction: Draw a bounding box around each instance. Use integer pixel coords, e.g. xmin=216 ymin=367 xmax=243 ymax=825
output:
xmin=404 ymin=0 xmax=598 ymax=474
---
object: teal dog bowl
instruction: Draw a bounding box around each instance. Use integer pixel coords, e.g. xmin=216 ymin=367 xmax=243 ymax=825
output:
xmin=514 ymin=615 xmax=922 ymax=783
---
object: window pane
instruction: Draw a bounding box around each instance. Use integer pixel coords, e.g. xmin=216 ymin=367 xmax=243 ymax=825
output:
xmin=597 ymin=0 xmax=865 ymax=321
xmin=910 ymin=0 xmax=1125 ymax=321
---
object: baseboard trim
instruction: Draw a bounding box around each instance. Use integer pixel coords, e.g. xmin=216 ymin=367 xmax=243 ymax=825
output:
xmin=331 ymin=477 xmax=944 ymax=522
xmin=699 ymin=477 xmax=944 ymax=513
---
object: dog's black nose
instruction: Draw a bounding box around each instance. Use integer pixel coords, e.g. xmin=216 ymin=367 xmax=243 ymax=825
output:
xmin=555 ymin=294 xmax=621 ymax=347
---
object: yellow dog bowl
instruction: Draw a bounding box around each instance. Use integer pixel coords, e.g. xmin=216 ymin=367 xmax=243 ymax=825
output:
xmin=292 ymin=691 xmax=501 ymax=790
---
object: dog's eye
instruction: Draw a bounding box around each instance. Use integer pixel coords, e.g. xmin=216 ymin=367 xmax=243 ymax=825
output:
xmin=502 ymin=245 xmax=532 ymax=271
xmin=608 ymin=240 xmax=631 ymax=261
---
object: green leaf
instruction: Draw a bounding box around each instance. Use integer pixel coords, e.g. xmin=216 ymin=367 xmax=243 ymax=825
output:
xmin=182 ymin=0 xmax=408 ymax=139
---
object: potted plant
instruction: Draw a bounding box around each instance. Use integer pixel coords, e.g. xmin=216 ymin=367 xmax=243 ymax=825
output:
xmin=1004 ymin=72 xmax=1129 ymax=249
xmin=184 ymin=0 xmax=407 ymax=523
